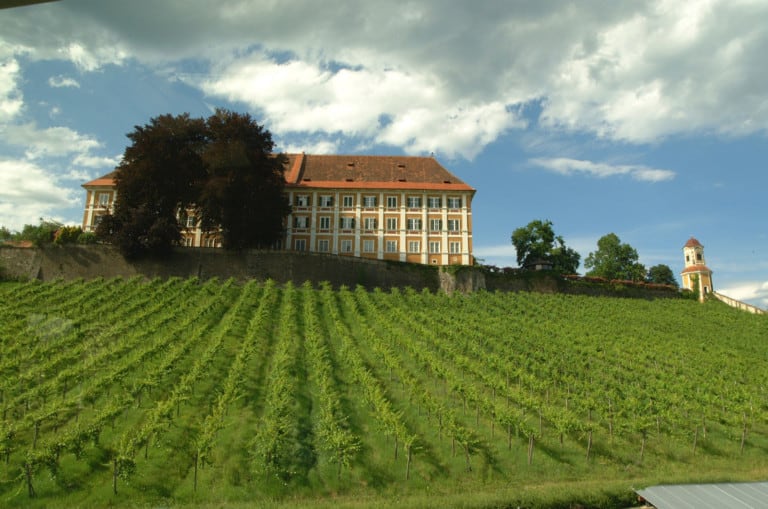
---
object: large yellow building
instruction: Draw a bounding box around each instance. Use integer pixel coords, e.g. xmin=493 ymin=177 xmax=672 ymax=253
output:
xmin=82 ymin=153 xmax=476 ymax=266
xmin=680 ymin=237 xmax=713 ymax=300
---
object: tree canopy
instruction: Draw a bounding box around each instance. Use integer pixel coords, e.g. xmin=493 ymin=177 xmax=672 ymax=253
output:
xmin=647 ymin=264 xmax=679 ymax=287
xmin=97 ymin=110 xmax=290 ymax=257
xmin=511 ymin=219 xmax=581 ymax=274
xmin=584 ymin=233 xmax=646 ymax=281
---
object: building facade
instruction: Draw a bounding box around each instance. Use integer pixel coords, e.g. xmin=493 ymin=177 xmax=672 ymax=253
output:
xmin=81 ymin=154 xmax=476 ymax=266
xmin=680 ymin=237 xmax=714 ymax=300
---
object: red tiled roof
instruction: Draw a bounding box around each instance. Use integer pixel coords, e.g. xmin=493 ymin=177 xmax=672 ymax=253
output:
xmin=284 ymin=154 xmax=474 ymax=192
xmin=682 ymin=264 xmax=712 ymax=274
xmin=80 ymin=155 xmax=475 ymax=193
xmin=82 ymin=170 xmax=118 ymax=188
xmin=684 ymin=237 xmax=703 ymax=248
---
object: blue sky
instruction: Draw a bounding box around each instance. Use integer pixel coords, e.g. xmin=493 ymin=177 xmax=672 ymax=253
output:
xmin=1 ymin=0 xmax=766 ymax=308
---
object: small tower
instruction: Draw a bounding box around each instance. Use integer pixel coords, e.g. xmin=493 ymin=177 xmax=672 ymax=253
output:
xmin=681 ymin=237 xmax=714 ymax=301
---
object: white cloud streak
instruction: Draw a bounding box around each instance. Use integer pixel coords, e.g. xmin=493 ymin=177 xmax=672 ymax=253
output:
xmin=530 ymin=157 xmax=675 ymax=182
xmin=48 ymin=75 xmax=80 ymax=88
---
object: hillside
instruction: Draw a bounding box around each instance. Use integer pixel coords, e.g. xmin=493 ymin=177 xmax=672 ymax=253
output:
xmin=1 ymin=278 xmax=767 ymax=508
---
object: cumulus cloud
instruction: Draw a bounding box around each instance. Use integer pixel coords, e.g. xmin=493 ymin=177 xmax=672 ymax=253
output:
xmin=0 ymin=55 xmax=23 ymax=122
xmin=530 ymin=157 xmax=675 ymax=182
xmin=0 ymin=159 xmax=80 ymax=231
xmin=4 ymin=0 xmax=768 ymax=154
xmin=4 ymin=123 xmax=101 ymax=160
xmin=48 ymin=75 xmax=80 ymax=88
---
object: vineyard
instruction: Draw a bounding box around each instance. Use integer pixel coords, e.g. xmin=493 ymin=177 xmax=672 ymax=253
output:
xmin=1 ymin=277 xmax=768 ymax=508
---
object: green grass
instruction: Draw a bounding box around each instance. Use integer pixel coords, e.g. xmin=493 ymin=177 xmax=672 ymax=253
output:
xmin=1 ymin=278 xmax=767 ymax=508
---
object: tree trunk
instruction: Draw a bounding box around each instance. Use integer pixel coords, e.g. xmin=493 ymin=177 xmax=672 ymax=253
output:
xmin=405 ymin=445 xmax=412 ymax=480
xmin=527 ymin=435 xmax=534 ymax=465
xmin=586 ymin=430 xmax=593 ymax=461
xmin=25 ymin=461 xmax=35 ymax=498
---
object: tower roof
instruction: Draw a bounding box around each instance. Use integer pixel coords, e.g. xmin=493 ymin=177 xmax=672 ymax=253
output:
xmin=684 ymin=237 xmax=703 ymax=248
xmin=682 ymin=264 xmax=712 ymax=274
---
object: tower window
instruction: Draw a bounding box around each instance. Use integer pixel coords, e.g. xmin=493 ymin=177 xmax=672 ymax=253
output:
xmin=696 ymin=253 xmax=702 ymax=261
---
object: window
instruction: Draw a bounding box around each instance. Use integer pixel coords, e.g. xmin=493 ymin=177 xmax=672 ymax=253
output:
xmin=340 ymin=239 xmax=353 ymax=253
xmin=696 ymin=253 xmax=702 ymax=261
xmin=386 ymin=217 xmax=398 ymax=231
xmin=387 ymin=196 xmax=398 ymax=208
xmin=319 ymin=216 xmax=330 ymax=230
xmin=363 ymin=218 xmax=377 ymax=230
xmin=205 ymin=237 xmax=218 ymax=248
xmin=408 ymin=241 xmax=420 ymax=253
xmin=386 ymin=240 xmax=398 ymax=253
xmin=342 ymin=195 xmax=354 ymax=207
xmin=98 ymin=192 xmax=110 ymax=207
xmin=184 ymin=237 xmax=193 ymax=247
xmin=427 ymin=196 xmax=441 ymax=209
xmin=295 ymin=195 xmax=309 ymax=207
xmin=447 ymin=219 xmax=460 ymax=231
xmin=430 ymin=219 xmax=442 ymax=231
xmin=363 ymin=239 xmax=375 ymax=253
xmin=317 ymin=239 xmax=329 ymax=252
xmin=450 ymin=241 xmax=461 ymax=254
xmin=407 ymin=196 xmax=422 ymax=208
xmin=406 ymin=218 xmax=422 ymax=231
xmin=363 ymin=195 xmax=377 ymax=207
xmin=185 ymin=215 xmax=196 ymax=228
xmin=294 ymin=216 xmax=309 ymax=228
xmin=339 ymin=217 xmax=355 ymax=229
xmin=429 ymin=241 xmax=440 ymax=253
xmin=319 ymin=195 xmax=333 ymax=207
xmin=447 ymin=197 xmax=462 ymax=209
xmin=295 ymin=239 xmax=307 ymax=251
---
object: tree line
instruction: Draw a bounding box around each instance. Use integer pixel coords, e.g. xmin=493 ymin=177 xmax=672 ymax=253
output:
xmin=510 ymin=219 xmax=678 ymax=287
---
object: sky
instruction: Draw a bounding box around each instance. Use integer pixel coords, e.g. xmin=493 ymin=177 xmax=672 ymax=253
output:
xmin=1 ymin=0 xmax=766 ymax=308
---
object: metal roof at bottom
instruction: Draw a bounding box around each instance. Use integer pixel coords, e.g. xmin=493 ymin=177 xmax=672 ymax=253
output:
xmin=636 ymin=482 xmax=768 ymax=508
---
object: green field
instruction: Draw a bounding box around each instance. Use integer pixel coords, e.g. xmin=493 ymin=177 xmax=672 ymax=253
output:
xmin=1 ymin=277 xmax=767 ymax=508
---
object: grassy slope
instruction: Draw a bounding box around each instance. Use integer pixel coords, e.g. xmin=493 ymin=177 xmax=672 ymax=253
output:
xmin=1 ymin=278 xmax=767 ymax=508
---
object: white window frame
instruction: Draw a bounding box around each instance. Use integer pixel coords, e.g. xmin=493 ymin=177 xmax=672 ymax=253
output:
xmin=339 ymin=217 xmax=355 ymax=229
xmin=429 ymin=241 xmax=440 ymax=254
xmin=363 ymin=195 xmax=377 ymax=208
xmin=408 ymin=240 xmax=420 ymax=253
xmin=98 ymin=192 xmax=110 ymax=207
xmin=447 ymin=197 xmax=462 ymax=209
xmin=363 ymin=218 xmax=378 ymax=230
xmin=185 ymin=215 xmax=196 ymax=228
xmin=447 ymin=219 xmax=460 ymax=231
xmin=319 ymin=216 xmax=331 ymax=230
xmin=385 ymin=240 xmax=398 ymax=253
xmin=342 ymin=195 xmax=354 ymax=208
xmin=317 ymin=239 xmax=330 ymax=252
xmin=387 ymin=196 xmax=398 ymax=208
xmin=296 ymin=195 xmax=310 ymax=207
xmin=318 ymin=195 xmax=333 ymax=207
xmin=430 ymin=219 xmax=442 ymax=231
xmin=406 ymin=218 xmax=422 ymax=231
xmin=295 ymin=239 xmax=307 ymax=251
xmin=427 ymin=196 xmax=441 ymax=209
xmin=363 ymin=239 xmax=375 ymax=253
xmin=386 ymin=217 xmax=398 ymax=231
xmin=449 ymin=241 xmax=461 ymax=254
xmin=340 ymin=239 xmax=353 ymax=253
xmin=294 ymin=216 xmax=309 ymax=228
xmin=407 ymin=196 xmax=422 ymax=208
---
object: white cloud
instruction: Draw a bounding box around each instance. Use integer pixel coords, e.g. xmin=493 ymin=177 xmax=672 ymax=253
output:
xmin=0 ymin=159 xmax=80 ymax=231
xmin=0 ymin=55 xmax=23 ymax=122
xmin=530 ymin=157 xmax=675 ymax=182
xmin=4 ymin=123 xmax=101 ymax=160
xmin=72 ymin=153 xmax=120 ymax=170
xmin=48 ymin=75 xmax=80 ymax=88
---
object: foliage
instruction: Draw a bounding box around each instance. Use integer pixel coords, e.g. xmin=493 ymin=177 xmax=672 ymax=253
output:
xmin=14 ymin=219 xmax=61 ymax=247
xmin=53 ymin=226 xmax=83 ymax=245
xmin=584 ymin=233 xmax=646 ymax=281
xmin=96 ymin=109 xmax=289 ymax=257
xmin=511 ymin=219 xmax=581 ymax=274
xmin=647 ymin=263 xmax=679 ymax=287
xmin=77 ymin=232 xmax=97 ymax=244
xmin=1 ymin=278 xmax=768 ymax=508
xmin=197 ymin=110 xmax=290 ymax=250
xmin=0 ymin=226 xmax=11 ymax=242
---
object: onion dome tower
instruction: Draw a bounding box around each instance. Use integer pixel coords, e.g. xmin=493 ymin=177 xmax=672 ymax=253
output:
xmin=681 ymin=237 xmax=714 ymax=301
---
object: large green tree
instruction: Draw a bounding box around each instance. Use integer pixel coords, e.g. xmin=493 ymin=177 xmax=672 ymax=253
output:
xmin=584 ymin=233 xmax=646 ymax=281
xmin=647 ymin=264 xmax=679 ymax=287
xmin=97 ymin=110 xmax=289 ymax=257
xmin=511 ymin=219 xmax=581 ymax=274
